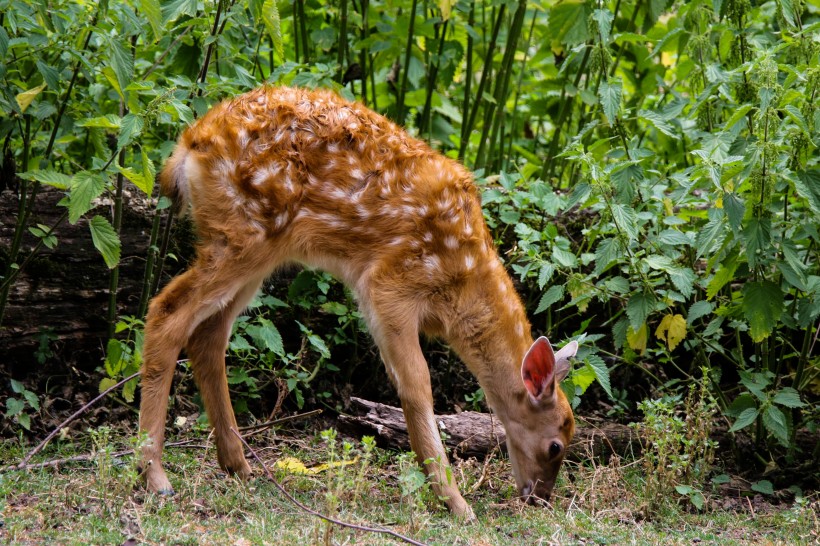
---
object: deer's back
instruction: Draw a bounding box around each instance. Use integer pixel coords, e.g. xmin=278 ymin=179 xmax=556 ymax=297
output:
xmin=165 ymin=86 xmax=494 ymax=293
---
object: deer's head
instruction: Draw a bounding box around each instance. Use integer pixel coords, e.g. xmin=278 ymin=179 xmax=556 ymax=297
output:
xmin=504 ymin=337 xmax=578 ymax=504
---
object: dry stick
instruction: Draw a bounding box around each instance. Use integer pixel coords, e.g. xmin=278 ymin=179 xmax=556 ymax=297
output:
xmin=238 ymin=409 xmax=323 ymax=437
xmin=231 ymin=428 xmax=429 ymax=546
xmin=3 ymin=440 xmax=201 ymax=473
xmin=17 ymin=371 xmax=142 ymax=469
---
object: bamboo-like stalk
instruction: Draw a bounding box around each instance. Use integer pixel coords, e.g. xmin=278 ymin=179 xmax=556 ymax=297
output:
xmin=336 ymin=0 xmax=348 ymax=81
xmin=475 ymin=0 xmax=527 ymax=171
xmin=458 ymin=4 xmax=505 ymax=163
xmin=298 ymin=0 xmax=310 ymax=63
xmin=419 ymin=18 xmax=449 ymax=137
xmin=498 ymin=10 xmax=537 ymax=172
xmin=540 ymin=45 xmax=591 ymax=185
xmin=396 ymin=0 xmax=419 ymax=123
xmin=459 ymin=1 xmax=475 ymax=152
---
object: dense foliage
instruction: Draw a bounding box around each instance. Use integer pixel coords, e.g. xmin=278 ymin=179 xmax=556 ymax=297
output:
xmin=1 ymin=0 xmax=818 ymax=467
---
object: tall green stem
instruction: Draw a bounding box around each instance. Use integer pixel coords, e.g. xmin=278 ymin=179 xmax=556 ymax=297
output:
xmin=475 ymin=0 xmax=527 ymax=171
xmin=458 ymin=4 xmax=505 ymax=162
xmin=396 ymin=0 xmax=419 ymax=123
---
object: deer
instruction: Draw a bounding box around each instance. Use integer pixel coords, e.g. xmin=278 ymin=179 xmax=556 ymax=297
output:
xmin=138 ymin=86 xmax=578 ymax=519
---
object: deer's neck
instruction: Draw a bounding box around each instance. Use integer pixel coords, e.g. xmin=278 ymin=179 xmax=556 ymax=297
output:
xmin=436 ymin=257 xmax=533 ymax=419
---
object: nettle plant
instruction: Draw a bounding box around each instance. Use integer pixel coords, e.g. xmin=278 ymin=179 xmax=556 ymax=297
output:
xmin=491 ymin=0 xmax=819 ymax=451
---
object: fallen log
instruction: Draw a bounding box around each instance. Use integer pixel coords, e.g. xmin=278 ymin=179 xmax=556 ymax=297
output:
xmin=337 ymin=397 xmax=641 ymax=461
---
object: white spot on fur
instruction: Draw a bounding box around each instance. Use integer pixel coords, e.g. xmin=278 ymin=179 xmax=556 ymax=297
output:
xmin=237 ymin=129 xmax=250 ymax=149
xmin=274 ymin=212 xmax=290 ymax=230
xmin=464 ymin=254 xmax=475 ymax=270
xmin=444 ymin=235 xmax=458 ymax=249
xmin=423 ymin=254 xmax=441 ymax=272
xmin=515 ymin=322 xmax=524 ymax=337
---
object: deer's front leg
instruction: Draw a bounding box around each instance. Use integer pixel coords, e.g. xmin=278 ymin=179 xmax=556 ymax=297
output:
xmin=374 ymin=325 xmax=475 ymax=520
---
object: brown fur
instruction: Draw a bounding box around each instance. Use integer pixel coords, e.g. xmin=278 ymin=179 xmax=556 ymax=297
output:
xmin=139 ymin=86 xmax=577 ymax=518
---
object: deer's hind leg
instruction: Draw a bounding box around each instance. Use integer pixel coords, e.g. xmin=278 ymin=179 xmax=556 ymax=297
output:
xmin=186 ymin=277 xmax=266 ymax=481
xmin=138 ymin=242 xmax=277 ymax=494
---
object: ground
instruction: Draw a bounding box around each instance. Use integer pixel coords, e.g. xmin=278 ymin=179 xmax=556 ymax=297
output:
xmin=1 ymin=410 xmax=818 ymax=545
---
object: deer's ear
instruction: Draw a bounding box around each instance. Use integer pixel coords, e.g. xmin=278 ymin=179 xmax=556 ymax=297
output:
xmin=554 ymin=340 xmax=579 ymax=383
xmin=521 ymin=337 xmax=556 ymax=401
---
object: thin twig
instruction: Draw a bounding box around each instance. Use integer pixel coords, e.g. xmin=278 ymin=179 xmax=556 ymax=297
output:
xmin=16 ymin=371 xmax=142 ymax=469
xmin=238 ymin=409 xmax=323 ymax=437
xmin=231 ymin=428 xmax=429 ymax=546
xmin=3 ymin=440 xmax=200 ymax=473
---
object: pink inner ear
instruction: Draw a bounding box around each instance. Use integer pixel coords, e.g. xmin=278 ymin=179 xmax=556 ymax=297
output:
xmin=522 ymin=337 xmax=556 ymax=398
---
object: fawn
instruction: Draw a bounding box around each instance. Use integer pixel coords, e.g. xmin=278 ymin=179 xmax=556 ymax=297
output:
xmin=138 ymin=86 xmax=578 ymax=519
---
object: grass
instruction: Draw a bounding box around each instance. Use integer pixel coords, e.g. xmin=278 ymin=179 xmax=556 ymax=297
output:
xmin=1 ymin=425 xmax=817 ymax=545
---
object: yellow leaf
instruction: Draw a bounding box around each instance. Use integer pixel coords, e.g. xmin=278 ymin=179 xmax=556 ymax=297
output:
xmin=438 ymin=0 xmax=457 ymax=20
xmin=655 ymin=313 xmax=687 ymax=351
xmin=275 ymin=457 xmax=312 ymax=475
xmin=661 ymin=51 xmax=675 ymax=67
xmin=627 ymin=323 xmax=648 ymax=355
xmin=311 ymin=457 xmax=359 ymax=473
xmin=715 ymin=195 xmax=723 ymax=208
xmin=16 ymin=83 xmax=47 ymax=112
xmin=275 ymin=456 xmax=359 ymax=475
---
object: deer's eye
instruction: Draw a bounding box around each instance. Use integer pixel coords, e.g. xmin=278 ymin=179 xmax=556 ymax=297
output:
xmin=549 ymin=441 xmax=562 ymax=458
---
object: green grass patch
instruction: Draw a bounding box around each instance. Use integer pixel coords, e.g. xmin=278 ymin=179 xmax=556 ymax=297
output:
xmin=1 ymin=427 xmax=816 ymax=545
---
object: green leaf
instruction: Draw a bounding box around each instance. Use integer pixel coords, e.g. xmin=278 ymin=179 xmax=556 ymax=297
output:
xmin=728 ymin=407 xmax=758 ymax=432
xmin=591 ymin=8 xmax=614 ymax=42
xmin=706 ymin=257 xmax=738 ymax=300
xmin=639 ymin=109 xmax=678 ymax=138
xmin=723 ymin=104 xmax=753 ymax=131
xmin=762 ymin=405 xmax=789 ymax=447
xmin=548 ymin=0 xmax=592 ymax=46
xmin=17 ymin=413 xmax=31 ymax=430
xmin=162 ymin=0 xmax=198 ymax=23
xmin=78 ymin=114 xmax=122 ymax=129
xmin=627 ymin=292 xmax=655 ymax=331
xmin=772 ymin=388 xmax=805 ymax=409
xmin=538 ymin=263 xmax=555 ymax=290
xmin=743 ymin=218 xmax=771 ymax=268
xmin=723 ymin=192 xmax=745 ymax=232
xmin=99 ymin=377 xmax=118 ymax=394
xmin=794 ymin=169 xmax=820 ymax=216
xmin=5 ymin=397 xmax=25 ymax=417
xmin=598 ymin=78 xmax=623 ymax=125
xmin=69 ymin=172 xmax=106 ymax=224
xmin=19 ymin=170 xmax=72 ymax=190
xmin=262 ymin=0 xmax=285 ymax=62
xmin=751 ymin=480 xmax=774 ymax=495
xmin=695 ymin=209 xmax=727 ymax=259
xmin=594 ymin=237 xmax=622 ymax=275
xmin=687 ymin=301 xmax=713 ymax=325
xmin=118 ymin=113 xmax=144 ymax=149
xmin=585 ymin=354 xmax=613 ymax=399
xmin=570 ymin=364 xmax=596 ymax=393
xmin=610 ymin=203 xmax=638 ymax=242
xmin=742 ymin=281 xmax=783 ymax=342
xmin=138 ymin=0 xmax=164 ymax=39
xmin=36 ymin=60 xmax=61 ymax=90
xmin=256 ymin=318 xmax=285 ymax=356
xmin=552 ymin=246 xmax=577 ymax=268
xmin=88 ymin=215 xmax=122 ymax=269
xmin=105 ymin=36 xmax=134 ymax=97
xmin=535 ymin=285 xmax=564 ymax=314
xmin=669 ymin=267 xmax=696 ymax=298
